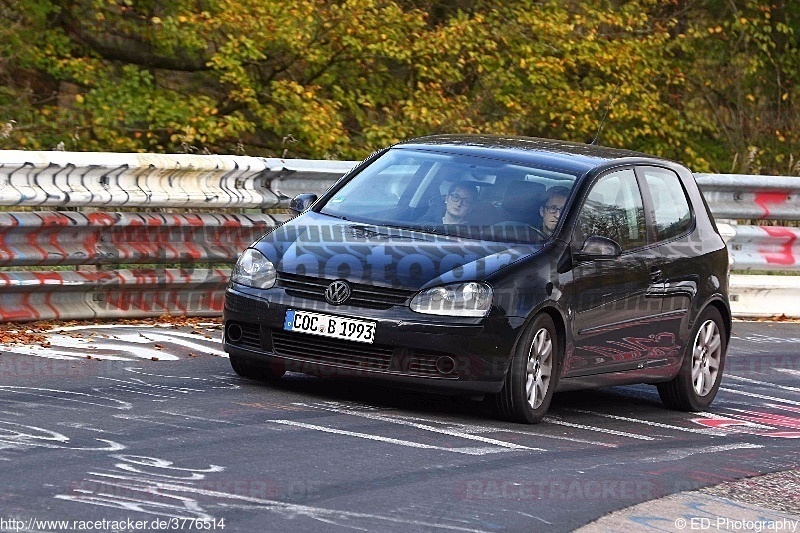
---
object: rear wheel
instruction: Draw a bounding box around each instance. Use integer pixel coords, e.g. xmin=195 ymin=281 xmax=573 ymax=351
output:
xmin=494 ymin=313 xmax=560 ymax=424
xmin=658 ymin=306 xmax=726 ymax=411
xmin=229 ymin=353 xmax=285 ymax=381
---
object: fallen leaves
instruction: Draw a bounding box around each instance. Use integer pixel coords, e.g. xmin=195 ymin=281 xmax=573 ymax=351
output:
xmin=751 ymin=314 xmax=800 ymax=323
xmin=0 ymin=325 xmax=51 ymax=347
xmin=0 ymin=316 xmax=222 ymax=348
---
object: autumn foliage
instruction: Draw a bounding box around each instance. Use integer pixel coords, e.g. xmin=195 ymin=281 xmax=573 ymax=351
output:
xmin=0 ymin=0 xmax=797 ymax=174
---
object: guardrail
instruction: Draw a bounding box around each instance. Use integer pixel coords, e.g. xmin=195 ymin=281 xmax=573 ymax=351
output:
xmin=0 ymin=268 xmax=230 ymax=322
xmin=721 ymin=224 xmax=800 ymax=271
xmin=0 ymin=150 xmax=351 ymax=209
xmin=0 ymin=151 xmax=797 ymax=321
xmin=0 ymin=210 xmax=287 ymax=321
xmin=694 ymin=174 xmax=800 ymax=220
xmin=0 ymin=211 xmax=283 ymax=266
xmin=694 ymin=173 xmax=800 ymax=318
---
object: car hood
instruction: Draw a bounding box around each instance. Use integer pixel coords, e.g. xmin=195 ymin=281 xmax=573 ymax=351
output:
xmin=255 ymin=212 xmax=542 ymax=291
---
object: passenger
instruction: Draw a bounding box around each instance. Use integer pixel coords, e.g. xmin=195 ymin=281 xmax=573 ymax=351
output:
xmin=540 ymin=186 xmax=570 ymax=237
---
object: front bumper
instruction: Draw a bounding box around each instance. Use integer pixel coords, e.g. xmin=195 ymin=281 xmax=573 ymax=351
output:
xmin=222 ymin=286 xmax=523 ymax=394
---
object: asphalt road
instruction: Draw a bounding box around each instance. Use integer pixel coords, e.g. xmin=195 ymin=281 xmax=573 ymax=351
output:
xmin=0 ymin=320 xmax=798 ymax=532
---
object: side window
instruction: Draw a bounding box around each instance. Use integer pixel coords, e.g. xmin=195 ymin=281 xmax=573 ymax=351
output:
xmin=578 ymin=169 xmax=647 ymax=251
xmin=640 ymin=167 xmax=692 ymax=241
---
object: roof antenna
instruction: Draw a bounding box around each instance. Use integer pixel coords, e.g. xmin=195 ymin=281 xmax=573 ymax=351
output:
xmin=589 ymin=84 xmax=620 ymax=145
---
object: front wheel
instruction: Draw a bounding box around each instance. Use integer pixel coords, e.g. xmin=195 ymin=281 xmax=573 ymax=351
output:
xmin=658 ymin=306 xmax=727 ymax=411
xmin=493 ymin=313 xmax=560 ymax=424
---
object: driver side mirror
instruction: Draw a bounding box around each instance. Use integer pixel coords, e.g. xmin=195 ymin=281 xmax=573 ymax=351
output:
xmin=289 ymin=193 xmax=318 ymax=215
xmin=574 ymin=235 xmax=622 ymax=262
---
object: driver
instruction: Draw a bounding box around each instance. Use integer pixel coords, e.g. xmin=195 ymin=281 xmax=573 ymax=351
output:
xmin=422 ymin=181 xmax=479 ymax=224
xmin=443 ymin=182 xmax=478 ymax=224
xmin=540 ymin=186 xmax=569 ymax=237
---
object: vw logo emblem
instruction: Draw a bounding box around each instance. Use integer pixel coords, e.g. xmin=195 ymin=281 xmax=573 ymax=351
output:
xmin=325 ymin=280 xmax=351 ymax=305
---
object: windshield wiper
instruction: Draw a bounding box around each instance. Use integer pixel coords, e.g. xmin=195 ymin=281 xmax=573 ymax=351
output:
xmin=320 ymin=212 xmax=349 ymax=221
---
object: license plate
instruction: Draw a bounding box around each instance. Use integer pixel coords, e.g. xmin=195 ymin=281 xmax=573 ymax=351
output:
xmin=284 ymin=310 xmax=376 ymax=344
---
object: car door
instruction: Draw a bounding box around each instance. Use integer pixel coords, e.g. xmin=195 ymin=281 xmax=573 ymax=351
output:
xmin=566 ymin=168 xmax=667 ymax=377
xmin=636 ymin=165 xmax=698 ymax=359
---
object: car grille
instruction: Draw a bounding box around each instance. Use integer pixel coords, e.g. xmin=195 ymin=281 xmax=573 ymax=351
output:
xmin=409 ymin=353 xmax=441 ymax=375
xmin=271 ymin=330 xmax=394 ymax=370
xmin=277 ymin=272 xmax=415 ymax=310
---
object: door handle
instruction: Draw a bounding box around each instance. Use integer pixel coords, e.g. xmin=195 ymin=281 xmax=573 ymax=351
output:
xmin=650 ymin=268 xmax=662 ymax=283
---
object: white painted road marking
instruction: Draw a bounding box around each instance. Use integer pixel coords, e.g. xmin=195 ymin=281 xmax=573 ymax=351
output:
xmin=719 ymin=387 xmax=800 ymax=406
xmin=1 ymin=324 xmax=225 ymax=361
xmin=725 ymin=374 xmax=800 ymax=393
xmin=0 ymin=385 xmax=132 ymax=410
xmin=545 ymin=418 xmax=656 ymax=440
xmin=61 ymin=460 xmax=493 ymax=532
xmin=565 ymin=409 xmax=729 ymax=436
xmin=297 ymin=402 xmax=541 ymax=451
xmin=366 ymin=411 xmax=619 ymax=448
xmin=639 ymin=443 xmax=764 ymax=463
xmin=269 ymin=419 xmax=527 ymax=455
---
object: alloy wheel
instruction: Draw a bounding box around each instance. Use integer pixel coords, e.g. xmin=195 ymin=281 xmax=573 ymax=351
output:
xmin=691 ymin=319 xmax=722 ymax=396
xmin=526 ymin=327 xmax=553 ymax=409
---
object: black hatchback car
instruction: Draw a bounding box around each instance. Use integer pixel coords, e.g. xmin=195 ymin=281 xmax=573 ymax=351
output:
xmin=223 ymin=135 xmax=730 ymax=423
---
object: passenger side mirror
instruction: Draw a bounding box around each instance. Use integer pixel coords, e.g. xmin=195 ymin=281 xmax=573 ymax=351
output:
xmin=289 ymin=194 xmax=318 ymax=215
xmin=574 ymin=235 xmax=622 ymax=261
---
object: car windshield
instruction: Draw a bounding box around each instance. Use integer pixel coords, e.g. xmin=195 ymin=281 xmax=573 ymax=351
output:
xmin=319 ymin=148 xmax=579 ymax=243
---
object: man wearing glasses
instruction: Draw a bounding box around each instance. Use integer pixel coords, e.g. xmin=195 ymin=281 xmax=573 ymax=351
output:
xmin=540 ymin=186 xmax=570 ymax=237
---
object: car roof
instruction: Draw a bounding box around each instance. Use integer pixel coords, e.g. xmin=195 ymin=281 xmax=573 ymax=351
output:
xmin=394 ymin=134 xmax=667 ymax=176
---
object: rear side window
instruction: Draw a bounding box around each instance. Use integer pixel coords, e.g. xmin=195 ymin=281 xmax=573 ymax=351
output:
xmin=640 ymin=167 xmax=692 ymax=241
xmin=578 ymin=168 xmax=647 ymax=251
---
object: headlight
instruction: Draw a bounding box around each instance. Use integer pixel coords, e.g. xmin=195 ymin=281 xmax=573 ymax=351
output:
xmin=231 ymin=249 xmax=276 ymax=289
xmin=410 ymin=282 xmax=492 ymax=317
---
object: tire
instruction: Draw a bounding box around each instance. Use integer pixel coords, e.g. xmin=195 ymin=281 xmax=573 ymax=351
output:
xmin=494 ymin=313 xmax=560 ymax=424
xmin=229 ymin=353 xmax=285 ymax=381
xmin=658 ymin=306 xmax=726 ymax=411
